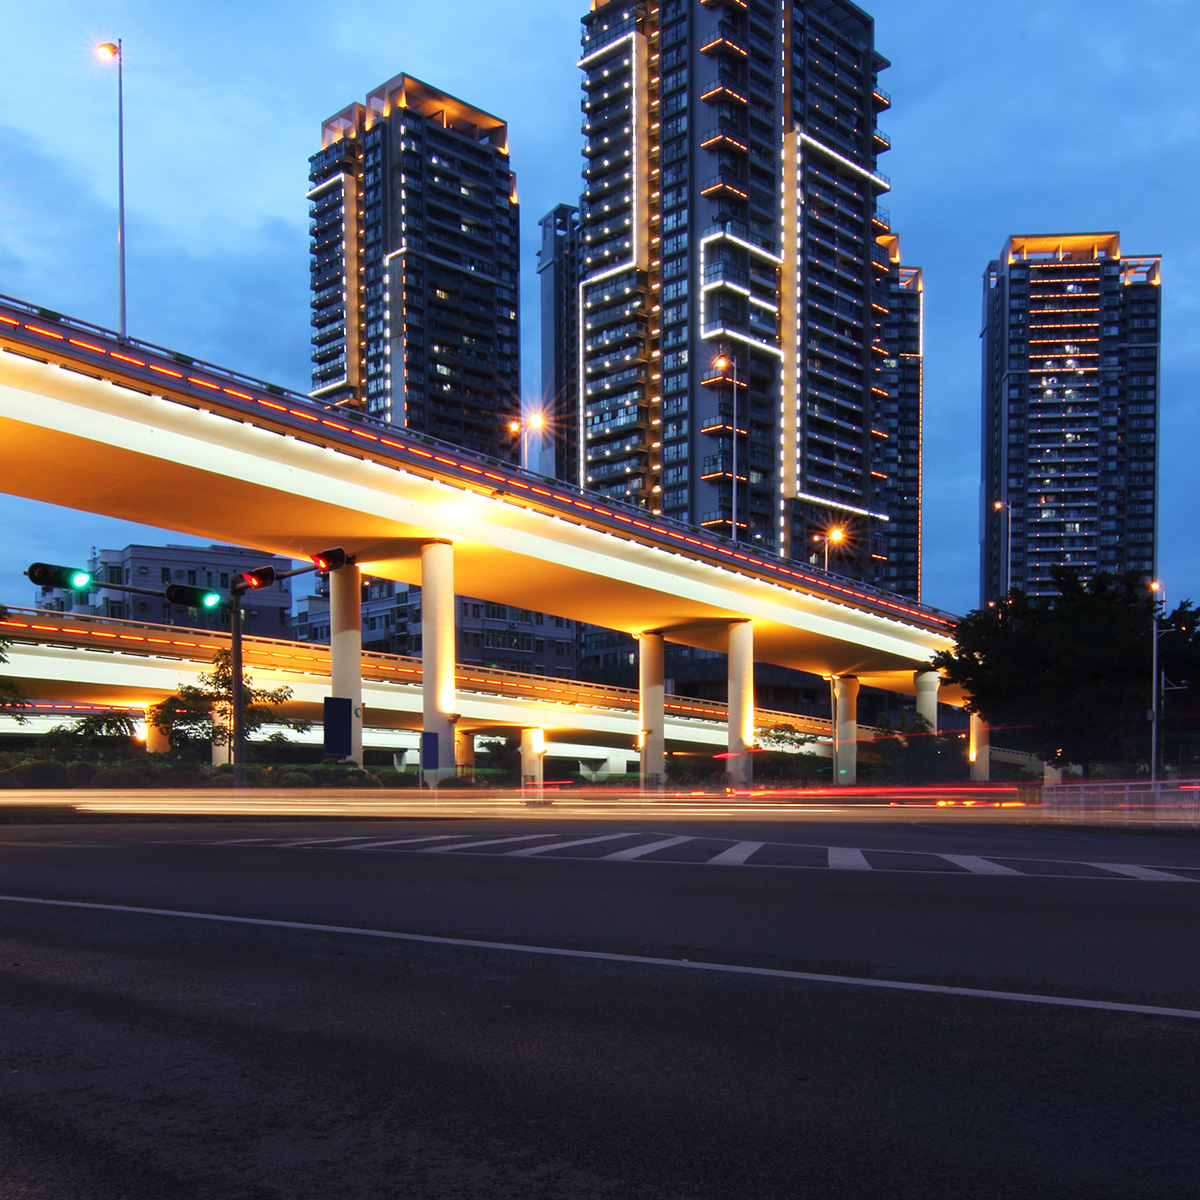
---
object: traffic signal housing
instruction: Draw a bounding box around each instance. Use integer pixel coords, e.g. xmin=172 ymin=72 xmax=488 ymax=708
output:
xmin=240 ymin=566 xmax=277 ymax=590
xmin=312 ymin=547 xmax=349 ymax=573
xmin=26 ymin=562 xmax=93 ymax=590
xmin=164 ymin=583 xmax=223 ymax=610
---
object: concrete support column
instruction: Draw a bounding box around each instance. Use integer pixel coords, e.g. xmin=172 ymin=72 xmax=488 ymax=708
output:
xmin=520 ymin=728 xmax=545 ymax=797
xmin=329 ymin=562 xmax=364 ymax=766
xmin=454 ymin=728 xmax=475 ymax=782
xmin=1043 ymin=762 xmax=1063 ymax=785
xmin=914 ymin=669 xmax=940 ymax=734
xmin=211 ymin=703 xmax=230 ymax=766
xmin=832 ymin=675 xmax=860 ymax=786
xmin=726 ymin=620 xmax=755 ymax=789
xmin=969 ymin=713 xmax=991 ymax=782
xmin=638 ymin=631 xmax=665 ymax=791
xmin=420 ymin=541 xmax=457 ymax=783
xmin=145 ymin=714 xmax=170 ymax=755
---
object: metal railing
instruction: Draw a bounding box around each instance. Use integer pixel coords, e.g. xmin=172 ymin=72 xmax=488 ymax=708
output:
xmin=1042 ymin=780 xmax=1200 ymax=830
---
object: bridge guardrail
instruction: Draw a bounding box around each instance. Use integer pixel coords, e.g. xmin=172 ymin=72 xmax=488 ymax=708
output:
xmin=1042 ymin=780 xmax=1200 ymax=830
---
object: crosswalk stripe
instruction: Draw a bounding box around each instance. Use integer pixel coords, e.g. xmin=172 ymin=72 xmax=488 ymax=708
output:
xmin=282 ymin=837 xmax=382 ymax=849
xmin=828 ymin=847 xmax=872 ymax=871
xmin=344 ymin=835 xmax=457 ymax=851
xmin=706 ymin=841 xmax=764 ymax=866
xmin=1088 ymin=862 xmax=1198 ymax=883
xmin=600 ymin=835 xmax=695 ymax=861
xmin=938 ymin=854 xmax=1021 ymax=876
xmin=507 ymin=832 xmax=638 ymax=857
xmin=420 ymin=833 xmax=556 ymax=854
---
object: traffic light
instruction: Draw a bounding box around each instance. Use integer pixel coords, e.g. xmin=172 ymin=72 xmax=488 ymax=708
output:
xmin=312 ymin=547 xmax=349 ymax=573
xmin=240 ymin=566 xmax=277 ymax=589
xmin=164 ymin=583 xmax=223 ymax=610
xmin=26 ymin=562 xmax=93 ymax=590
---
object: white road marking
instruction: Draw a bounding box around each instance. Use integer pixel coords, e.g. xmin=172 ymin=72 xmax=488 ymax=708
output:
xmin=420 ymin=834 xmax=556 ymax=854
xmin=344 ymin=836 xmax=457 ymax=851
xmin=507 ymin=832 xmax=639 ymax=857
xmin=282 ymin=837 xmax=383 ymax=849
xmin=939 ymin=854 xmax=1022 ymax=876
xmin=600 ymin=835 xmax=695 ymax=861
xmin=828 ymin=847 xmax=872 ymax=871
xmin=3 ymin=893 xmax=1198 ymax=1022
xmin=209 ymin=838 xmax=279 ymax=845
xmin=706 ymin=841 xmax=765 ymax=866
xmin=1088 ymin=862 xmax=1199 ymax=883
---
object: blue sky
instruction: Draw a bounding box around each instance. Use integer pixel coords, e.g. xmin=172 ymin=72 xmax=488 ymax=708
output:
xmin=0 ymin=0 xmax=1195 ymax=617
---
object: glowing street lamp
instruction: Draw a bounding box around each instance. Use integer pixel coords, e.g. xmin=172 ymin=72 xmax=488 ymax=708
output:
xmin=812 ymin=525 xmax=846 ymax=572
xmin=97 ymin=39 xmax=127 ymax=339
xmin=509 ymin=411 xmax=546 ymax=471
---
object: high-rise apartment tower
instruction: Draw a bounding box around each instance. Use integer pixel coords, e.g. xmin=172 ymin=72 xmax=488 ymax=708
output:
xmin=309 ymin=75 xmax=520 ymax=458
xmin=981 ymin=233 xmax=1160 ymax=602
xmin=572 ymin=0 xmax=921 ymax=592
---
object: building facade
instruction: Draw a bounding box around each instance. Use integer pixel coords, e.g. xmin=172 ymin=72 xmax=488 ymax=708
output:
xmin=981 ymin=233 xmax=1160 ymax=602
xmin=309 ymin=74 xmax=521 ymax=458
xmin=295 ymin=580 xmax=578 ymax=678
xmin=33 ymin=544 xmax=294 ymax=637
xmin=571 ymin=0 xmax=921 ymax=591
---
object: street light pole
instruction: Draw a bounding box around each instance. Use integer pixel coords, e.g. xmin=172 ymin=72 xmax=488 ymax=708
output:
xmin=1150 ymin=581 xmax=1165 ymax=786
xmin=98 ymin=39 xmax=126 ymax=339
xmin=992 ymin=499 xmax=1012 ymax=597
xmin=713 ymin=351 xmax=739 ymax=543
xmin=230 ymin=589 xmax=246 ymax=789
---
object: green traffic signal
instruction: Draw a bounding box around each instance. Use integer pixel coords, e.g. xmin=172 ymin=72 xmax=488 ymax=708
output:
xmin=164 ymin=583 xmax=224 ymax=609
xmin=26 ymin=562 xmax=93 ymax=590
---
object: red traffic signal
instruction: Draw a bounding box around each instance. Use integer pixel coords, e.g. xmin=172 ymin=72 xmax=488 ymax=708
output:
xmin=240 ymin=566 xmax=277 ymax=589
xmin=312 ymin=547 xmax=349 ymax=573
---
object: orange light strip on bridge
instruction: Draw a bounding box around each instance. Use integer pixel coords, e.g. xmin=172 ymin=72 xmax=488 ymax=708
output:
xmin=1 ymin=304 xmax=955 ymax=633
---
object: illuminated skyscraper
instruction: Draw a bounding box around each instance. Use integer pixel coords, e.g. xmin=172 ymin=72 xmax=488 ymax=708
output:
xmin=573 ymin=0 xmax=921 ymax=592
xmin=308 ymin=75 xmax=520 ymax=458
xmin=981 ymin=233 xmax=1160 ymax=602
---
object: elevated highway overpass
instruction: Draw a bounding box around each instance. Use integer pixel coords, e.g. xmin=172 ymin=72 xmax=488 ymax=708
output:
xmin=0 ymin=293 xmax=971 ymax=783
xmin=0 ymin=608 xmax=852 ymax=780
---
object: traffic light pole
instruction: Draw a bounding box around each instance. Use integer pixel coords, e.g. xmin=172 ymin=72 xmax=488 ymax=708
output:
xmin=230 ymin=588 xmax=246 ymax=789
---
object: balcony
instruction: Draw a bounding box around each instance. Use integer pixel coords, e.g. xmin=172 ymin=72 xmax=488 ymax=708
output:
xmin=700 ymin=168 xmax=748 ymax=200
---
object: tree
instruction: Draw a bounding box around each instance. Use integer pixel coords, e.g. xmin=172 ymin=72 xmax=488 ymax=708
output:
xmin=149 ymin=651 xmax=309 ymax=749
xmin=932 ymin=568 xmax=1197 ymax=776
xmin=868 ymin=711 xmax=962 ymax=783
xmin=0 ymin=604 xmax=27 ymax=721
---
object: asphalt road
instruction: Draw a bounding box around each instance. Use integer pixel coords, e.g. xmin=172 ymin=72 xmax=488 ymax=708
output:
xmin=0 ymin=812 xmax=1197 ymax=1199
